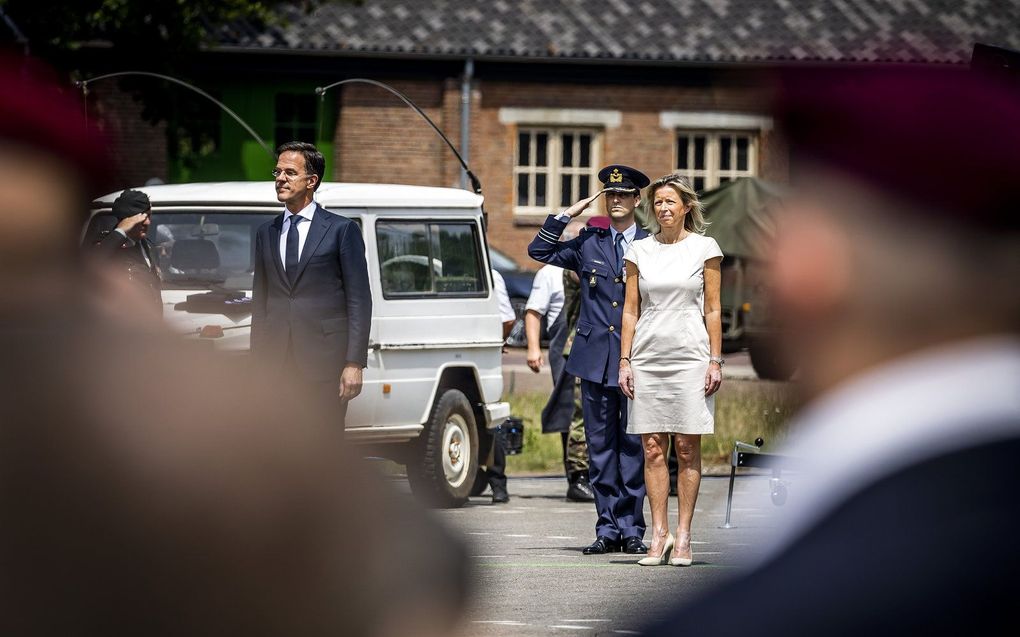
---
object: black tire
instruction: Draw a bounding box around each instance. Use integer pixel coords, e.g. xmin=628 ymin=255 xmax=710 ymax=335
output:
xmin=749 ymin=338 xmax=796 ymax=381
xmin=407 ymin=389 xmax=479 ymax=508
xmin=469 ymin=468 xmax=489 ymax=497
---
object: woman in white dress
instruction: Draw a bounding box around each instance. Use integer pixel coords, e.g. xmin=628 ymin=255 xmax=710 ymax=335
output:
xmin=619 ymin=174 xmax=723 ymax=566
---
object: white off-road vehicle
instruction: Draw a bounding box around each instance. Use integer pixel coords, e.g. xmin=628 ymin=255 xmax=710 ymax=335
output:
xmin=87 ymin=182 xmax=510 ymax=506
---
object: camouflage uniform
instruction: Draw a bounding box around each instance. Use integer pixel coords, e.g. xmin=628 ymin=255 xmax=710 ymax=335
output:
xmin=560 ymin=270 xmax=588 ymax=476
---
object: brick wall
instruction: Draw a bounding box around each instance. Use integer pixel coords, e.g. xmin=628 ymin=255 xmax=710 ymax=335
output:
xmin=89 ymin=85 xmax=168 ymax=190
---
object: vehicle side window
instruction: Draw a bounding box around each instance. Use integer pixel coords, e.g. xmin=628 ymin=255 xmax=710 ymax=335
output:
xmin=377 ymin=220 xmax=487 ymax=299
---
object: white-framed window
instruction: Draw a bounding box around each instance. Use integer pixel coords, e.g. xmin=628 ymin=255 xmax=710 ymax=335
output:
xmin=513 ymin=127 xmax=602 ymax=216
xmin=675 ymin=130 xmax=758 ymax=193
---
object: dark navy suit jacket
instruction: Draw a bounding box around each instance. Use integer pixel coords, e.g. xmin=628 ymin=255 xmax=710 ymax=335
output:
xmin=251 ymin=204 xmax=372 ymax=382
xmin=528 ymin=215 xmax=648 ymax=387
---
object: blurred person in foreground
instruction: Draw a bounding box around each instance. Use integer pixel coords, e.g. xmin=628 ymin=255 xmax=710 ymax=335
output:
xmin=619 ymin=174 xmax=723 ymax=566
xmin=0 ymin=57 xmax=468 ymax=637
xmin=527 ymin=220 xmax=595 ymax=502
xmin=645 ymin=69 xmax=1020 ymax=635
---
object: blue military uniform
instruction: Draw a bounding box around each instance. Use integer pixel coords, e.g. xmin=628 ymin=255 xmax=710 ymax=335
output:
xmin=528 ymin=165 xmax=650 ymax=549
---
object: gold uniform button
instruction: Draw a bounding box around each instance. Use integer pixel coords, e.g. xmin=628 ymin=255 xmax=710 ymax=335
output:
xmin=609 ymin=325 xmax=615 ymax=332
xmin=612 ymin=301 xmax=619 ymax=307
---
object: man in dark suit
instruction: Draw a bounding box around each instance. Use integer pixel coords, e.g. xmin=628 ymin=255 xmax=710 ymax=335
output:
xmin=252 ymin=142 xmax=372 ymax=432
xmin=529 ymin=165 xmax=651 ymax=555
xmin=644 ymin=70 xmax=1020 ymax=635
xmin=89 ymin=189 xmax=162 ymax=314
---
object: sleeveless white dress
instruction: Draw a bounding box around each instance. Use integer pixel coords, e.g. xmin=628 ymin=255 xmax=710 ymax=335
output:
xmin=623 ymin=233 xmax=723 ymax=435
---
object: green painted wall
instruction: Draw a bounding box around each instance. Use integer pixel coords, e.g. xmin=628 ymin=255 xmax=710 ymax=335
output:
xmin=169 ymin=81 xmax=337 ymax=183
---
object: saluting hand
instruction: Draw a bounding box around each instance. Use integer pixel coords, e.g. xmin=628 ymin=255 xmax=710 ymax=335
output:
xmin=563 ymin=189 xmax=606 ymax=219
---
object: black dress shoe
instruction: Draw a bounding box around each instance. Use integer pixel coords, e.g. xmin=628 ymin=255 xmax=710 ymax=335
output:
xmin=582 ymin=536 xmax=619 ymax=555
xmin=566 ymin=476 xmax=595 ymax=502
xmin=623 ymin=536 xmax=648 ymax=554
xmin=491 ymin=487 xmax=509 ymax=504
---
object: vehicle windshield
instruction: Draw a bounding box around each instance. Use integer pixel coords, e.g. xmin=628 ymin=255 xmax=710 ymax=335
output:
xmin=85 ymin=210 xmax=278 ymax=290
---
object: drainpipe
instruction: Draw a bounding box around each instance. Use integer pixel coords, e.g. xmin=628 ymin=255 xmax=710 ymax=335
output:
xmin=459 ymin=57 xmax=474 ymax=190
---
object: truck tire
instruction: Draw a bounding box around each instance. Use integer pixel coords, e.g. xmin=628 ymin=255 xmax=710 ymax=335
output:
xmin=407 ymin=389 xmax=479 ymax=508
xmin=749 ymin=338 xmax=796 ymax=381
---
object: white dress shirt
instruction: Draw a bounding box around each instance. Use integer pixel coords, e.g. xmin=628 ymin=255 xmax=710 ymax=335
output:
xmin=491 ymin=269 xmax=516 ymax=323
xmin=278 ymin=201 xmax=317 ymax=267
xmin=525 ymin=264 xmax=565 ymax=328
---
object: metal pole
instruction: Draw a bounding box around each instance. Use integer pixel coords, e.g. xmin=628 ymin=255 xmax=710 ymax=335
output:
xmin=316 ymin=78 xmax=482 ymax=195
xmin=75 ymin=71 xmax=274 ymax=158
xmin=721 ymin=464 xmax=737 ymax=529
xmin=459 ymin=58 xmax=474 ymax=190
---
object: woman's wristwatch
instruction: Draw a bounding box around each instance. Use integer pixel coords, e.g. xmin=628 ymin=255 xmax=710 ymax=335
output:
xmin=709 ymin=356 xmax=725 ymax=366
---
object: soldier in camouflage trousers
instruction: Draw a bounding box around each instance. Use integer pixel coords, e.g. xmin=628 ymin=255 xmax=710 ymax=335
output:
xmin=539 ymin=268 xmax=594 ymax=502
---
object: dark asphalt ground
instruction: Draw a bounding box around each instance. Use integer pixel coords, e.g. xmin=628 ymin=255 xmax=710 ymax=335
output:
xmin=430 ymin=473 xmax=789 ymax=636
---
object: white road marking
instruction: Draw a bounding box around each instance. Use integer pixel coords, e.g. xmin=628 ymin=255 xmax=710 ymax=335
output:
xmin=691 ymin=541 xmax=709 ymax=545
xmin=467 ymin=532 xmax=492 ymax=536
xmin=549 ymin=625 xmax=592 ymax=630
xmin=505 ymin=534 xmax=533 ymax=538
xmin=557 ymin=619 xmax=610 ymax=622
xmin=473 ymin=620 xmax=529 ymax=626
xmin=471 ymin=555 xmax=506 ymax=558
xmin=696 ymin=551 xmax=723 ymax=555
xmin=546 ymin=535 xmax=577 ymax=539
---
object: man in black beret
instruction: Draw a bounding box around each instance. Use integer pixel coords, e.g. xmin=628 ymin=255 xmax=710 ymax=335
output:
xmin=90 ymin=189 xmax=162 ymax=313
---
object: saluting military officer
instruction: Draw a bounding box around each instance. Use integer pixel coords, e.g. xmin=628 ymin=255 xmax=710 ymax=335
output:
xmin=528 ymin=165 xmax=651 ymax=555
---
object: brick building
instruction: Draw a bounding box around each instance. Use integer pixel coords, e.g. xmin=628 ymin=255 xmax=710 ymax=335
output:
xmin=88 ymin=0 xmax=1020 ymax=267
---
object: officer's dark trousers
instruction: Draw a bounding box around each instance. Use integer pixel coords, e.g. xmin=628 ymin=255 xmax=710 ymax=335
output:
xmin=580 ymin=380 xmax=646 ymax=541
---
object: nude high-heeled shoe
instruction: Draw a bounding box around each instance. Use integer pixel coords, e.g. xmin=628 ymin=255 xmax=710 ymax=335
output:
xmin=670 ymin=532 xmax=693 ymax=566
xmin=637 ymin=533 xmax=674 ymax=566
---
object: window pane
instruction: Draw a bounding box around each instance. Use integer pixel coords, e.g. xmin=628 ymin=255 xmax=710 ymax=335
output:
xmin=297 ymin=96 xmax=317 ymax=122
xmin=677 ymin=136 xmax=689 ymax=169
xmin=518 ymin=133 xmax=530 ymax=166
xmin=720 ymin=136 xmax=732 ymax=170
xmin=377 ymin=222 xmax=433 ymax=295
xmin=517 ymin=173 xmax=530 ymax=206
xmin=694 ymin=176 xmax=705 ymax=192
xmin=579 ymin=175 xmax=590 ymax=197
xmin=535 ymin=173 xmax=547 ymax=207
xmin=562 ymin=133 xmax=574 ymax=167
xmin=536 ymin=133 xmax=548 ymax=166
xmin=694 ymin=136 xmax=706 ymax=170
xmin=736 ymin=137 xmax=749 ymax=171
xmin=579 ymin=135 xmax=591 ymax=167
xmin=432 ymin=224 xmax=483 ymax=293
xmin=276 ymin=94 xmax=294 ymax=122
xmin=561 ymin=174 xmax=572 ymax=207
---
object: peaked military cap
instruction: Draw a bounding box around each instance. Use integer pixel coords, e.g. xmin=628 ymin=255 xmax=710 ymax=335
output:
xmin=598 ymin=165 xmax=650 ymax=193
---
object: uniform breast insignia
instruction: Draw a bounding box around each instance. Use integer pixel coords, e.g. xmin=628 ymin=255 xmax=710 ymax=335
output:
xmin=589 ymin=275 xmax=597 ymax=288
xmin=609 ymin=168 xmax=623 ymax=183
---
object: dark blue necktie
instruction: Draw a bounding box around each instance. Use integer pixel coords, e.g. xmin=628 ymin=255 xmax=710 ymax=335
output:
xmin=285 ymin=214 xmax=302 ymax=285
xmin=615 ymin=233 xmax=625 ymax=271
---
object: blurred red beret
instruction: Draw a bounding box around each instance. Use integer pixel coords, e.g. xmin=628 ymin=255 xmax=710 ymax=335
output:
xmin=0 ymin=54 xmax=113 ymax=194
xmin=775 ymin=68 xmax=1020 ymax=231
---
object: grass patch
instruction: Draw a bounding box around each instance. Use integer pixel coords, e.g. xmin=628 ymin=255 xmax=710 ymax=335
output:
xmin=505 ymin=380 xmax=799 ymax=474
